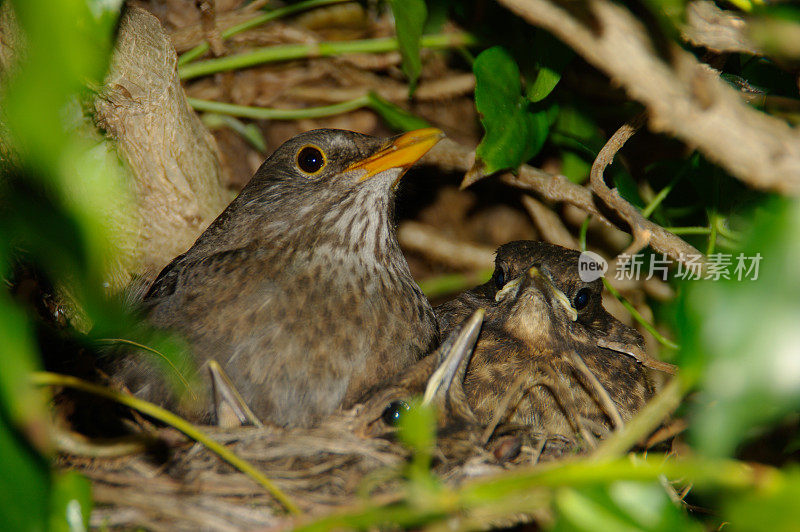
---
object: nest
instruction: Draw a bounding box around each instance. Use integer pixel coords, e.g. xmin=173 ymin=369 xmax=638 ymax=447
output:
xmin=60 ymin=405 xmax=580 ymax=531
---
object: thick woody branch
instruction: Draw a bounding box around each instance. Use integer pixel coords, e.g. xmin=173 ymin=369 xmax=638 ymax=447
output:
xmin=682 ymin=1 xmax=760 ymax=55
xmin=497 ymin=0 xmax=800 ymax=195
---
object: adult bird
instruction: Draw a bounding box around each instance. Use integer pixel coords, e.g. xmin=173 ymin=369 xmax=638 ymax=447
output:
xmin=111 ymin=128 xmax=443 ymax=427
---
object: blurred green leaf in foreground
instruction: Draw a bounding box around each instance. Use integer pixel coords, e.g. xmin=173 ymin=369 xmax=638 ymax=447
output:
xmin=0 ymin=0 xmax=125 ymax=529
xmin=680 ymin=198 xmax=800 ymax=458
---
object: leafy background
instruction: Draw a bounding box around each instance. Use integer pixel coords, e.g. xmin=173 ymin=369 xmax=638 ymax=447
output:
xmin=1 ymin=0 xmax=800 ymax=529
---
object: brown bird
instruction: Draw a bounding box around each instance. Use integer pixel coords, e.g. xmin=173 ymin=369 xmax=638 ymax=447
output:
xmin=357 ymin=241 xmax=671 ymax=455
xmin=111 ymin=128 xmax=443 ymax=427
xmin=437 ymin=241 xmax=636 ymax=352
xmin=437 ymin=240 xmax=674 ymax=374
xmin=460 ymin=264 xmax=654 ymax=446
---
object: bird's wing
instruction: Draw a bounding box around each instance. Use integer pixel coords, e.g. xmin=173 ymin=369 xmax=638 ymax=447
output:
xmin=143 ymin=251 xmax=189 ymax=300
xmin=143 ymin=245 xmax=280 ymax=311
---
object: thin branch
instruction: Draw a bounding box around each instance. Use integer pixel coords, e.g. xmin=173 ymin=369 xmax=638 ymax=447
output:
xmin=521 ymin=195 xmax=579 ymax=249
xmin=196 ymin=0 xmax=225 ymax=57
xmin=591 ymin=113 xmax=649 ymax=257
xmin=590 ymin=113 xmax=705 ymax=265
xmin=422 ymin=139 xmax=701 ymax=266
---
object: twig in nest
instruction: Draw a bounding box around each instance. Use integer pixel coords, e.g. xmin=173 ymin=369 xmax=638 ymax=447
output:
xmin=644 ymin=419 xmax=689 ymax=449
xmin=197 ymin=0 xmax=226 ymax=57
xmin=52 ymin=424 xmax=153 ymax=458
xmin=287 ymin=73 xmax=475 ymax=103
xmin=32 ymin=372 xmax=301 ymax=515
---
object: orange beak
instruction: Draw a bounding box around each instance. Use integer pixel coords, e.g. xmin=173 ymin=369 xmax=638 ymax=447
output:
xmin=346 ymin=128 xmax=444 ymax=184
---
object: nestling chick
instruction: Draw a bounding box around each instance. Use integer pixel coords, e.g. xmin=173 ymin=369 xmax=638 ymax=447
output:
xmin=357 ymin=241 xmax=669 ymax=455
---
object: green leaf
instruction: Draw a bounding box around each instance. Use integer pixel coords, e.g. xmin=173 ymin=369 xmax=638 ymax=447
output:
xmin=422 ymin=0 xmax=450 ymax=34
xmin=554 ymin=482 xmax=702 ymax=532
xmin=0 ymin=406 xmax=51 ymax=532
xmin=398 ymin=399 xmax=436 ymax=455
xmin=724 ymin=466 xmax=800 ymax=532
xmin=389 ymin=0 xmax=427 ymax=94
xmin=0 ymin=294 xmax=50 ymax=451
xmin=613 ymin=170 xmax=646 ymax=209
xmin=474 ymin=46 xmax=549 ymax=176
xmin=526 ymin=31 xmax=573 ymax=102
xmin=679 ymin=198 xmax=800 ymax=456
xmin=49 ymin=471 xmax=92 ymax=532
xmin=4 ymin=0 xmax=120 ymax=176
xmin=367 ymin=92 xmax=430 ymax=132
xmin=397 ymin=399 xmax=440 ymax=503
xmin=551 ymin=106 xmax=604 ymax=183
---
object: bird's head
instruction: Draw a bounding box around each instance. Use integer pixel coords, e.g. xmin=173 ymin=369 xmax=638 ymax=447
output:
xmin=491 ymin=265 xmax=578 ymax=349
xmin=484 ymin=241 xmax=646 ymax=353
xmin=230 ymin=128 xmax=444 ymax=258
xmin=489 ymin=242 xmax=604 ymax=327
xmin=246 ymin=127 xmax=444 ymax=204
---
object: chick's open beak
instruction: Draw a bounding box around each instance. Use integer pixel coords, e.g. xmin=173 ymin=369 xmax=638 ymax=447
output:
xmin=347 ymin=128 xmax=444 ymax=183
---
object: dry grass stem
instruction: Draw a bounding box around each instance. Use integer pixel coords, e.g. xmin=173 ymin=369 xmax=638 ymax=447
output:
xmin=521 ymin=195 xmax=579 ymax=249
xmin=398 ymin=221 xmax=495 ymax=270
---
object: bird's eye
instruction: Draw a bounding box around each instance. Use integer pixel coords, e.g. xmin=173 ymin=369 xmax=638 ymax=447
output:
xmin=573 ymin=287 xmax=591 ymax=310
xmin=491 ymin=267 xmax=506 ymax=289
xmin=296 ymin=145 xmax=326 ymax=174
xmin=381 ymin=400 xmax=410 ymax=426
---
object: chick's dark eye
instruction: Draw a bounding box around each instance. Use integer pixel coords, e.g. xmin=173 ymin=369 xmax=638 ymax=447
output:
xmin=573 ymin=288 xmax=591 ymax=310
xmin=492 ymin=267 xmax=506 ymax=289
xmin=381 ymin=400 xmax=410 ymax=426
xmin=297 ymin=146 xmax=325 ymax=174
